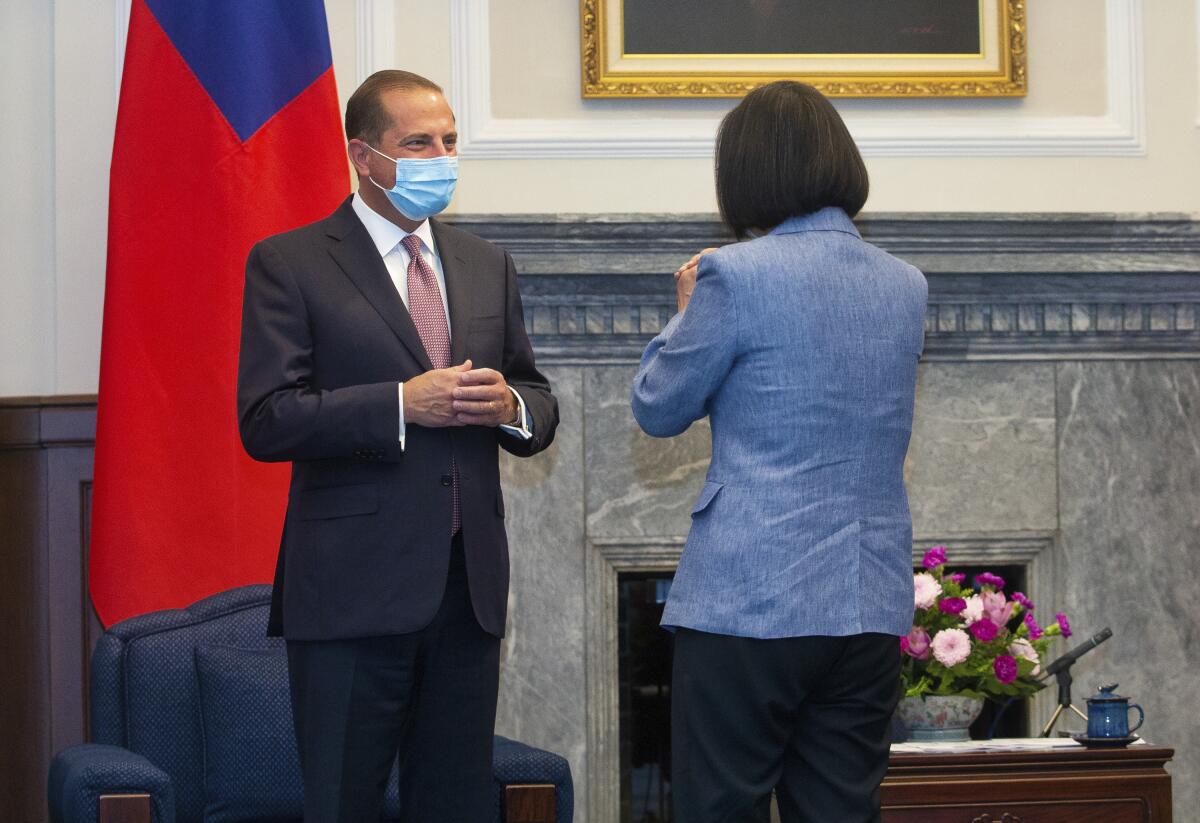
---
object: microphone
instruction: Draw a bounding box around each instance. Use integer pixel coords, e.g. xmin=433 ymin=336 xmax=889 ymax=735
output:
xmin=1041 ymin=627 xmax=1113 ymax=678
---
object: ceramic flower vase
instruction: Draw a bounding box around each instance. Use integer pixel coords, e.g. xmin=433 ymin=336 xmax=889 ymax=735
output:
xmin=897 ymin=695 xmax=984 ymax=742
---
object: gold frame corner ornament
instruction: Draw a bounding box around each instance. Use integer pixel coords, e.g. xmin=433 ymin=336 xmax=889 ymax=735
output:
xmin=581 ymin=0 xmax=1027 ymax=99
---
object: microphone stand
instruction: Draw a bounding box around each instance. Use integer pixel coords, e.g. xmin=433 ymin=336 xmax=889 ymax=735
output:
xmin=1039 ymin=627 xmax=1113 ymax=737
xmin=1039 ymin=668 xmax=1089 ymax=737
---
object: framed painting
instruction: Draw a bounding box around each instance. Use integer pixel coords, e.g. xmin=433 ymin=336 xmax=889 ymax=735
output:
xmin=581 ymin=0 xmax=1026 ymax=98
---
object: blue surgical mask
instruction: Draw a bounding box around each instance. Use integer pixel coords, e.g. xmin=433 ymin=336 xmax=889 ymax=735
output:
xmin=365 ymin=144 xmax=458 ymax=221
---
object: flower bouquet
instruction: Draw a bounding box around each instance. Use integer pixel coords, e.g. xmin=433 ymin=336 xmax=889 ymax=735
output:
xmin=898 ymin=546 xmax=1072 ymax=739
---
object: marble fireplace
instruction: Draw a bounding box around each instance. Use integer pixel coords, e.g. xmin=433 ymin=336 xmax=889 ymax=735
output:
xmin=461 ymin=213 xmax=1200 ymax=823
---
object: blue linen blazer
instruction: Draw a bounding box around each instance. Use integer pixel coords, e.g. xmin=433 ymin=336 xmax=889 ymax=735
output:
xmin=632 ymin=207 xmax=927 ymax=639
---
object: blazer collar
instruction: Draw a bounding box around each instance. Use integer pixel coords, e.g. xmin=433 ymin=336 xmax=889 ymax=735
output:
xmin=430 ymin=219 xmax=473 ymax=366
xmin=769 ymin=207 xmax=861 ymax=238
xmin=324 ymin=196 xmax=434 ymax=371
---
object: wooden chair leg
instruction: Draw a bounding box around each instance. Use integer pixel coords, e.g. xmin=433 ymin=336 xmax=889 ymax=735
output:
xmin=504 ymin=784 xmax=556 ymax=823
xmin=98 ymin=794 xmax=151 ymax=823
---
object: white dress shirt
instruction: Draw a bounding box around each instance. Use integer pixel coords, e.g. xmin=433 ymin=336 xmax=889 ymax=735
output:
xmin=351 ymin=193 xmax=532 ymax=448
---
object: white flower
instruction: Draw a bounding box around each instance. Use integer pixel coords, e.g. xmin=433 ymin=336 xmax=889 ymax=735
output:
xmin=961 ymin=594 xmax=984 ymax=624
xmin=913 ymin=572 xmax=941 ymax=610
xmin=931 ymin=628 xmax=972 ymax=667
xmin=1009 ymin=637 xmax=1041 ymax=676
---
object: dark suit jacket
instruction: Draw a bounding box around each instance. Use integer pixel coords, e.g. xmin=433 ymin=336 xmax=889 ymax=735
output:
xmin=237 ymin=197 xmax=557 ymax=640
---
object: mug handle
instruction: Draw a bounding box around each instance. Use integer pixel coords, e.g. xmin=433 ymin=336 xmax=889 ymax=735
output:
xmin=1128 ymin=703 xmax=1145 ymax=734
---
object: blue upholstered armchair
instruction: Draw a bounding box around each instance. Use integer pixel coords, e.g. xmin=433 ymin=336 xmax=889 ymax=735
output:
xmin=47 ymin=585 xmax=572 ymax=823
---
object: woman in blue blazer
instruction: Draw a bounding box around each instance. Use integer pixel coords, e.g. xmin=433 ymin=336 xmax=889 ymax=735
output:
xmin=632 ymin=81 xmax=927 ymax=823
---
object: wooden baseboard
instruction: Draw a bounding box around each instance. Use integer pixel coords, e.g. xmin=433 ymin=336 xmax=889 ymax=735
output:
xmin=505 ymin=784 xmax=556 ymax=823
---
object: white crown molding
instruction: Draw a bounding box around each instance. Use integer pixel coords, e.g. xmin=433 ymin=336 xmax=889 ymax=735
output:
xmin=447 ymin=0 xmax=1145 ymax=159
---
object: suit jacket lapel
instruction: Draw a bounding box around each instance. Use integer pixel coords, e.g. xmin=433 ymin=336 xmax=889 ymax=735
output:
xmin=325 ymin=200 xmax=434 ymax=372
xmin=432 ymin=220 xmax=473 ymax=367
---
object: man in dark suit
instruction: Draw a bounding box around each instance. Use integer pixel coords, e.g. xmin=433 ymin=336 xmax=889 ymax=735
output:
xmin=236 ymin=69 xmax=557 ymax=823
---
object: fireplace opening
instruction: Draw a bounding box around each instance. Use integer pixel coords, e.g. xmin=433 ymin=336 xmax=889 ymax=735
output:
xmin=618 ymin=572 xmax=675 ymax=823
xmin=615 ymin=563 xmax=1032 ymax=821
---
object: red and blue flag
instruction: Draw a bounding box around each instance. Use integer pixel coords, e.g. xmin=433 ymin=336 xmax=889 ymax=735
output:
xmin=91 ymin=0 xmax=349 ymax=625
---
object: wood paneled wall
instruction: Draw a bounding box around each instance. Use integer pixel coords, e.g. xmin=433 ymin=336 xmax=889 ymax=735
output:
xmin=0 ymin=397 xmax=99 ymax=823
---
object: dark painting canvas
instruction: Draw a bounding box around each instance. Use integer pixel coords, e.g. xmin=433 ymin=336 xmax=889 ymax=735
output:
xmin=623 ymin=0 xmax=982 ymax=56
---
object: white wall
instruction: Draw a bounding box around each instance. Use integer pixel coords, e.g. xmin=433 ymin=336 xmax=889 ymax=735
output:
xmin=1 ymin=0 xmax=1198 ymax=396
xmin=1 ymin=0 xmax=56 ymax=396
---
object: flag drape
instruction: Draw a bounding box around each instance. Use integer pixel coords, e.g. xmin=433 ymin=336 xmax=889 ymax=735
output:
xmin=91 ymin=0 xmax=349 ymax=626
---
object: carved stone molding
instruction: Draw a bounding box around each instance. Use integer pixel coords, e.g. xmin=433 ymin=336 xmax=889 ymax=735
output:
xmin=445 ymin=213 xmax=1200 ymax=364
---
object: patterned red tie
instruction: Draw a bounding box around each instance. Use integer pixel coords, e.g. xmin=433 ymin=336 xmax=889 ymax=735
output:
xmin=401 ymin=234 xmax=460 ymax=535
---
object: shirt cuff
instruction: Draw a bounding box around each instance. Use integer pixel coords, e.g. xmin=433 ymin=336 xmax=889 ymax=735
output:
xmin=397 ymin=382 xmax=406 ymax=451
xmin=498 ymin=386 xmax=534 ymax=440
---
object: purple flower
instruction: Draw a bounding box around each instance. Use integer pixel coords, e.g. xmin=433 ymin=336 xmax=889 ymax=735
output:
xmin=969 ymin=618 xmax=999 ymax=643
xmin=905 ymin=627 xmax=931 ymax=660
xmin=922 ymin=546 xmax=947 ymax=569
xmin=982 ymin=590 xmax=1014 ymax=627
xmin=947 ymin=572 xmax=966 ymax=584
xmin=1012 ymin=592 xmax=1034 ymax=610
xmin=1056 ymin=612 xmax=1072 ymax=639
xmin=994 ymin=654 xmax=1018 ymax=684
xmin=931 ymin=628 xmax=972 ymax=667
xmin=976 ymin=572 xmax=1006 ymax=589
xmin=1024 ymin=611 xmax=1043 ymax=640
xmin=938 ymin=597 xmax=967 ymax=615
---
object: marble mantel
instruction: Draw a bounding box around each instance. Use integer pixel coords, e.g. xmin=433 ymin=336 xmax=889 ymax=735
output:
xmin=466 ymin=213 xmax=1200 ymax=823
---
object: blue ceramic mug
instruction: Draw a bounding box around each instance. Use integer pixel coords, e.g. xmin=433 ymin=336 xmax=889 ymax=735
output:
xmin=1086 ymin=683 xmax=1144 ymax=738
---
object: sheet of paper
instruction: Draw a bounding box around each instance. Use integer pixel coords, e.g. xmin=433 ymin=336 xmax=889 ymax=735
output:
xmin=891 ymin=737 xmax=1148 ymax=754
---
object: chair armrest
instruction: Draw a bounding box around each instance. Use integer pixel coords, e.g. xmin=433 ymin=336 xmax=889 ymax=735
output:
xmin=492 ymin=736 xmax=573 ymax=823
xmin=48 ymin=744 xmax=175 ymax=823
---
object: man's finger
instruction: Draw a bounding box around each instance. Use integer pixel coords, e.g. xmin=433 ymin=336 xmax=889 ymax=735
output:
xmin=453 ymin=384 xmax=506 ymax=401
xmin=459 ymin=368 xmax=503 ymax=385
xmin=452 ymin=399 xmax=499 ymax=413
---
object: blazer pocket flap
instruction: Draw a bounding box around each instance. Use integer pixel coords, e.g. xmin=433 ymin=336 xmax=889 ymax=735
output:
xmin=293 ymin=483 xmax=379 ymax=520
xmin=691 ymin=481 xmax=724 ymax=515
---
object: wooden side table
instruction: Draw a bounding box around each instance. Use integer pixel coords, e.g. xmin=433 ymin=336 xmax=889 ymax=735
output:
xmin=882 ymin=744 xmax=1174 ymax=822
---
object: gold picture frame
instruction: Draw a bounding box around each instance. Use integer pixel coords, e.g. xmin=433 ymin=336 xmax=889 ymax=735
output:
xmin=581 ymin=0 xmax=1026 ymax=98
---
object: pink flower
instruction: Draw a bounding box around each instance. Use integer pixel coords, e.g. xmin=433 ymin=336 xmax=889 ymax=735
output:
xmin=947 ymin=572 xmax=966 ymax=584
xmin=961 ymin=594 xmax=984 ymax=624
xmin=905 ymin=627 xmax=931 ymax=660
xmin=1012 ymin=592 xmax=1034 ymax=610
xmin=930 ymin=628 xmax=972 ymax=667
xmin=913 ymin=573 xmax=941 ymax=610
xmin=939 ymin=597 xmax=967 ymax=615
xmin=976 ymin=572 xmax=1006 ymax=589
xmin=1056 ymin=612 xmax=1072 ymax=638
xmin=922 ymin=546 xmax=947 ymax=569
xmin=968 ymin=618 xmax=999 ymax=642
xmin=1024 ymin=611 xmax=1043 ymax=640
xmin=982 ymin=590 xmax=1014 ymax=626
xmin=1009 ymin=637 xmax=1040 ymax=676
xmin=993 ymin=654 xmax=1018 ymax=684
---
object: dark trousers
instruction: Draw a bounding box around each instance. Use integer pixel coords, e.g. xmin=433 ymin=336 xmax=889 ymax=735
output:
xmin=671 ymin=629 xmax=900 ymax=823
xmin=286 ymin=534 xmax=501 ymax=823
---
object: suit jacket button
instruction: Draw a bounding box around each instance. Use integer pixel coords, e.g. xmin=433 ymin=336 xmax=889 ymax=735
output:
xmin=440 ymin=474 xmax=452 ymax=486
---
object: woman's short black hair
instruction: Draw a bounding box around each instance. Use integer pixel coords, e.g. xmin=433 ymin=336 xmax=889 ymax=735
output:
xmin=715 ymin=81 xmax=869 ymax=239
